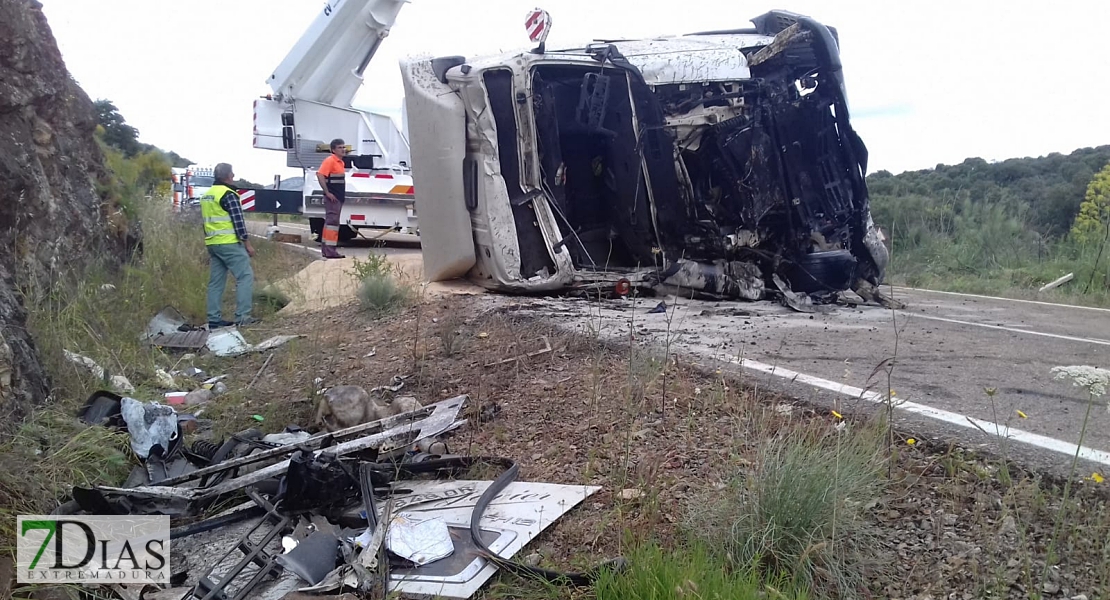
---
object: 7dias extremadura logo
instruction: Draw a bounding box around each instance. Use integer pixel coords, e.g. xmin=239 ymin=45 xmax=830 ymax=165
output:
xmin=17 ymin=516 xmax=170 ymax=584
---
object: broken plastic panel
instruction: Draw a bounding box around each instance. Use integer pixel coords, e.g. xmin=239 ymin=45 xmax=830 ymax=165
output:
xmin=385 ymin=514 xmax=453 ymax=566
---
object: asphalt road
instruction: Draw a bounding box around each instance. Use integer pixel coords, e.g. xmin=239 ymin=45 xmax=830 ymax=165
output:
xmin=251 ymin=218 xmax=1110 ymax=473
xmin=512 ymin=288 xmax=1110 ymax=475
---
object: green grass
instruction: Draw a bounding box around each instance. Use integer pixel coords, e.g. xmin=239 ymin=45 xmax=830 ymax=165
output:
xmin=592 ymin=541 xmax=810 ymax=600
xmin=686 ymin=420 xmax=887 ymax=598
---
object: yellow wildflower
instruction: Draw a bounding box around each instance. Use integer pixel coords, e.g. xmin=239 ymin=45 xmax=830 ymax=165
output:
xmin=906 ymin=438 xmax=916 ymax=446
xmin=1092 ymin=473 xmax=1105 ymax=484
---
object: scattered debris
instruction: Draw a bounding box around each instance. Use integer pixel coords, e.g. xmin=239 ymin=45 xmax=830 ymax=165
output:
xmin=155 ymin=368 xmax=178 ymax=389
xmin=619 ymin=488 xmax=644 ymax=501
xmin=145 ymin=307 xmax=210 ymax=350
xmin=1039 ymin=272 xmax=1074 ymax=292
xmin=54 ymin=388 xmax=617 ymax=600
xmin=64 ymin=350 xmax=135 ymax=393
xmin=184 ymin=389 xmax=213 ymax=406
xmin=647 ymin=301 xmax=667 ymax=314
xmin=207 ymin=330 xmax=303 ymax=358
xmin=370 ymin=374 xmax=409 ymax=396
xmin=484 ymin=336 xmax=553 ymax=368
xmin=247 ymin=353 xmax=276 ymax=390
xmin=119 ymin=397 xmax=179 ymax=460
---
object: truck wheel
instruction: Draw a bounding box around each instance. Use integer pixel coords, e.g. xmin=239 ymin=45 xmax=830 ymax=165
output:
xmin=309 ymin=218 xmax=323 ymax=242
xmin=339 ymin=225 xmax=356 ymax=243
xmin=783 ymin=250 xmax=858 ymax=293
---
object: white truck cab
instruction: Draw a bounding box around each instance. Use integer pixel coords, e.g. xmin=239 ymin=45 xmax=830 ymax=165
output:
xmin=402 ymin=9 xmax=891 ymax=307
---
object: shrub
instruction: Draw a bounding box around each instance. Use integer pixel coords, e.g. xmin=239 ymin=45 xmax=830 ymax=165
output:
xmin=357 ymin=273 xmax=412 ymax=316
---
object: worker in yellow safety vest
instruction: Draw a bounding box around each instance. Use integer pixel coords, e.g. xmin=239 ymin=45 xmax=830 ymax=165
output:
xmin=201 ymin=163 xmax=258 ymax=329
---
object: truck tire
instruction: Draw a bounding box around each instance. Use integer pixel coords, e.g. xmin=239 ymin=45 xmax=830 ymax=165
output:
xmin=783 ymin=250 xmax=858 ymax=293
xmin=339 ymin=225 xmax=357 ymax=243
xmin=309 ymin=217 xmax=324 ymax=242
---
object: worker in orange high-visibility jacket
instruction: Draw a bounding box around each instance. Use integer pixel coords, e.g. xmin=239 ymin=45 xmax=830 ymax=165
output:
xmin=316 ymin=139 xmax=347 ymax=259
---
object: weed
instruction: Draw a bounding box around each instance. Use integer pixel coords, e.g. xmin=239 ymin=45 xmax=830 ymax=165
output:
xmin=357 ymin=274 xmax=413 ymax=317
xmin=688 ymin=420 xmax=887 ymax=597
xmin=346 ymin=253 xmax=394 ymax=282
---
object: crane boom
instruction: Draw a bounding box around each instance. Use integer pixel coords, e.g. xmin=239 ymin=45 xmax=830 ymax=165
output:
xmin=267 ymin=0 xmax=408 ymax=108
xmin=252 ymin=0 xmax=420 ymax=241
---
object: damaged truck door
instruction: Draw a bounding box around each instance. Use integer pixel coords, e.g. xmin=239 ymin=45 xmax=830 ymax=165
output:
xmin=402 ymin=9 xmax=891 ymax=306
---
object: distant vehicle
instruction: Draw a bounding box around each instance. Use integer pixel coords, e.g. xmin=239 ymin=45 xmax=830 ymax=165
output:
xmin=402 ymin=9 xmax=892 ymax=307
xmin=170 ymin=165 xmax=216 ymax=210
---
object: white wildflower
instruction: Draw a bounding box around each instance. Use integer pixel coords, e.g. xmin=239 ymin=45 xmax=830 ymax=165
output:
xmin=1051 ymin=365 xmax=1110 ymax=401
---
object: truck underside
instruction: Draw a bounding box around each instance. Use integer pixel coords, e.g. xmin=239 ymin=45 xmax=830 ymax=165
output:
xmin=508 ymin=24 xmax=889 ymax=306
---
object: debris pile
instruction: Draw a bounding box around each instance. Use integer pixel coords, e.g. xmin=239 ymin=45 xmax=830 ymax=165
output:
xmin=57 ymin=390 xmax=611 ymax=600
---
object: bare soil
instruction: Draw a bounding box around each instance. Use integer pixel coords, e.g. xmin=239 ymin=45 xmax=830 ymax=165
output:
xmin=171 ymin=292 xmax=1110 ymax=599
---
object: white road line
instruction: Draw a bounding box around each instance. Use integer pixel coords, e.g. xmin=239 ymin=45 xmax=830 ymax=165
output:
xmin=733 ymin=357 xmax=1110 ymax=467
xmin=904 ymin=312 xmax=1110 ymax=347
xmin=895 ymin=286 xmax=1110 ymax=313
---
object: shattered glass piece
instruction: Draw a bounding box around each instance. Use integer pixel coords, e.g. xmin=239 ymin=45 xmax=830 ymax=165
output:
xmin=120 ymin=397 xmax=178 ymax=459
xmin=385 ymin=514 xmax=453 ymax=566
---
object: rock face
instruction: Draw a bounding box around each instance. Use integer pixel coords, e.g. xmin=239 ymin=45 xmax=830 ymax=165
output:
xmin=0 ymin=0 xmax=136 ymax=436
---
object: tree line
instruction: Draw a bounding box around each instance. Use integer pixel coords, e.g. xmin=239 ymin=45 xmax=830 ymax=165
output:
xmin=866 ymin=145 xmax=1110 ymax=301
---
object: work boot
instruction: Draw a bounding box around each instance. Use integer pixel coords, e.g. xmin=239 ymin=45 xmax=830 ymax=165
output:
xmin=208 ymin=320 xmax=235 ymax=329
xmin=236 ymin=317 xmax=262 ymax=327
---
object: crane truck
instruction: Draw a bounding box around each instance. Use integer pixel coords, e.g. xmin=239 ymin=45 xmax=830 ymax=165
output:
xmin=251 ymin=0 xmax=417 ymax=243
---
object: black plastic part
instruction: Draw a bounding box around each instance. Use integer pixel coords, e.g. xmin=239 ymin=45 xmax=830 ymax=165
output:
xmin=430 ymin=55 xmax=467 ymax=83
xmin=463 ymin=156 xmax=479 ymax=210
xmin=275 ymin=449 xmax=360 ymax=514
xmin=274 ymin=531 xmax=339 ymax=585
xmin=783 ymin=250 xmax=858 ymax=293
xmin=78 ymin=391 xmax=123 ymax=427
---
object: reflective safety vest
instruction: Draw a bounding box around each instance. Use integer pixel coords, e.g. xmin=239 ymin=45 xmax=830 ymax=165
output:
xmin=200 ymin=184 xmax=240 ymax=246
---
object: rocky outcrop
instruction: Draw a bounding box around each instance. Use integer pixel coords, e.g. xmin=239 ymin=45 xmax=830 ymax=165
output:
xmin=0 ymin=0 xmax=136 ymax=434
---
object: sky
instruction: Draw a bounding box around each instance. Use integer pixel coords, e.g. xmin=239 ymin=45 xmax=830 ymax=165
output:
xmin=40 ymin=0 xmax=1110 ymax=185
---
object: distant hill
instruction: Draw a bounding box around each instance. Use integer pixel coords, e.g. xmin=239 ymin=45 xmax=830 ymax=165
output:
xmin=868 ymin=145 xmax=1110 ymax=240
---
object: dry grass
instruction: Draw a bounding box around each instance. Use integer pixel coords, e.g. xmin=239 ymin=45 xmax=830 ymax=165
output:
xmin=0 ymin=196 xmax=311 ymax=552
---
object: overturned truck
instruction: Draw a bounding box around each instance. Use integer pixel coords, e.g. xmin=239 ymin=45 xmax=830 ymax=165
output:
xmin=402 ymin=9 xmax=890 ymax=306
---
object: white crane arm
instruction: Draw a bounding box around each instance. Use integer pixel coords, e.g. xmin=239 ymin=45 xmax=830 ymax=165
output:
xmin=267 ymin=0 xmax=408 ymax=108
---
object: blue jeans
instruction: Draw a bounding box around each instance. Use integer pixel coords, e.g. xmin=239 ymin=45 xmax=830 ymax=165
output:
xmin=207 ymin=243 xmax=254 ymax=323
